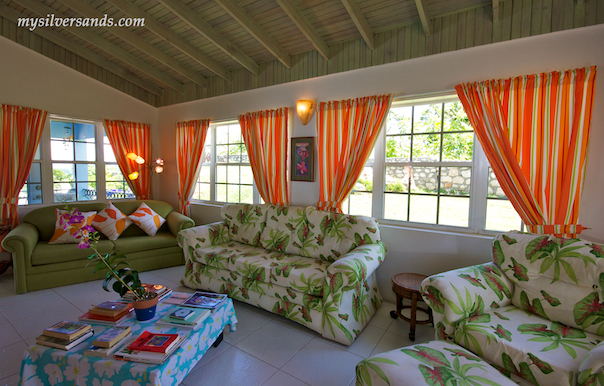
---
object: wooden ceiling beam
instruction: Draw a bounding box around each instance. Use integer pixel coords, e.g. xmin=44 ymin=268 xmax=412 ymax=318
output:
xmin=55 ymin=0 xmax=207 ymax=88
xmin=11 ymin=0 xmax=184 ymax=92
xmin=157 ymin=0 xmax=259 ymax=75
xmin=340 ymin=0 xmax=374 ymax=50
xmin=414 ymin=0 xmax=432 ymax=37
xmin=105 ymin=0 xmax=230 ymax=82
xmin=0 ymin=3 xmax=163 ymax=96
xmin=214 ymin=0 xmax=292 ymax=68
xmin=275 ymin=0 xmax=331 ymax=60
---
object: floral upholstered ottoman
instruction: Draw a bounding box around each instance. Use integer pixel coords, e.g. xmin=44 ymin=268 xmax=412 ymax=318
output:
xmin=355 ymin=340 xmax=516 ymax=386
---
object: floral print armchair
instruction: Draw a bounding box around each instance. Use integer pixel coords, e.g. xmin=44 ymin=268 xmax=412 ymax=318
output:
xmin=420 ymin=232 xmax=604 ymax=386
xmin=177 ymin=203 xmax=386 ymax=345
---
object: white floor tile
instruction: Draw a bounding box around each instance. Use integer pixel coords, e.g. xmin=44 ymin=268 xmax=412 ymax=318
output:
xmin=0 ymin=341 xmax=27 ymax=379
xmin=236 ymin=320 xmax=313 ymax=368
xmin=281 ymin=338 xmax=362 ymax=386
xmin=11 ymin=303 xmax=85 ymax=340
xmin=223 ymin=308 xmax=270 ymax=345
xmin=0 ymin=291 xmax=70 ymax=321
xmin=263 ymin=370 xmax=310 ymax=386
xmin=0 ymin=323 xmax=23 ymax=349
xmin=368 ymin=302 xmax=396 ymax=331
xmin=324 ymin=325 xmax=386 ymax=358
xmin=193 ymin=340 xmax=232 ymax=368
xmin=183 ymin=346 xmax=277 ymax=386
xmin=0 ymin=373 xmax=20 ymax=386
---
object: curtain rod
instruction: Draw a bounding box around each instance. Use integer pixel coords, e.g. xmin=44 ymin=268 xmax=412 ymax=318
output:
xmin=392 ymin=89 xmax=457 ymax=100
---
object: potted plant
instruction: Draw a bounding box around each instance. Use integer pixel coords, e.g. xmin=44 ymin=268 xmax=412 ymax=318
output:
xmin=61 ymin=207 xmax=159 ymax=321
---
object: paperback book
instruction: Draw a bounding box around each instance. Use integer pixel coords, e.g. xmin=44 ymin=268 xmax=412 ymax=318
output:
xmin=113 ymin=335 xmax=185 ymax=365
xmin=91 ymin=326 xmax=132 ymax=348
xmin=162 ymin=291 xmax=193 ymax=305
xmin=84 ymin=332 xmax=132 ymax=358
xmin=79 ymin=307 xmax=133 ymax=325
xmin=89 ymin=301 xmax=130 ymax=317
xmin=182 ymin=291 xmax=227 ymax=309
xmin=36 ymin=330 xmax=94 ymax=350
xmin=155 ymin=307 xmax=211 ymax=330
xmin=43 ymin=321 xmax=92 ymax=340
xmin=128 ymin=330 xmax=179 ymax=353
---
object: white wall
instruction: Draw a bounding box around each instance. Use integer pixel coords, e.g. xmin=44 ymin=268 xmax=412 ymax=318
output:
xmin=158 ymin=24 xmax=604 ymax=303
xmin=0 ymin=36 xmax=158 ymax=260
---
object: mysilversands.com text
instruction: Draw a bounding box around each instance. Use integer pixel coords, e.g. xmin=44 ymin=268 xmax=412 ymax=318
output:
xmin=17 ymin=14 xmax=145 ymax=32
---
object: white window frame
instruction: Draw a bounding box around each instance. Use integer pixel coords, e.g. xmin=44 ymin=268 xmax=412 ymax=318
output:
xmin=192 ymin=120 xmax=260 ymax=205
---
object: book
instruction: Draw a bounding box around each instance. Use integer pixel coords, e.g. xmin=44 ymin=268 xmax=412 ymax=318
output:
xmin=155 ymin=307 xmax=211 ymax=330
xmin=43 ymin=321 xmax=92 ymax=340
xmin=36 ymin=330 xmax=94 ymax=350
xmin=84 ymin=332 xmax=132 ymax=358
xmin=119 ymin=288 xmax=173 ymax=304
xmin=89 ymin=301 xmax=130 ymax=317
xmin=78 ymin=307 xmax=133 ymax=325
xmin=91 ymin=326 xmax=132 ymax=348
xmin=113 ymin=335 xmax=185 ymax=365
xmin=169 ymin=308 xmax=195 ymax=320
xmin=182 ymin=291 xmax=227 ymax=309
xmin=162 ymin=291 xmax=193 ymax=305
xmin=128 ymin=331 xmax=179 ymax=353
xmin=121 ymin=284 xmax=170 ymax=301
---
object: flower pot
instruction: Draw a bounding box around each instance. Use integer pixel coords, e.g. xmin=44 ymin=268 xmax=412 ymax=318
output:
xmin=132 ymin=293 xmax=159 ymax=321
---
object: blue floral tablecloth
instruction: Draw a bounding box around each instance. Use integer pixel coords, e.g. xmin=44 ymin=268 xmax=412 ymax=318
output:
xmin=19 ymin=298 xmax=238 ymax=386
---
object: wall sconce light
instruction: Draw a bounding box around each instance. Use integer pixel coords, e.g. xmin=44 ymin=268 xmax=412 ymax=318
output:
xmin=126 ymin=152 xmax=164 ymax=180
xmin=296 ymin=100 xmax=314 ymax=126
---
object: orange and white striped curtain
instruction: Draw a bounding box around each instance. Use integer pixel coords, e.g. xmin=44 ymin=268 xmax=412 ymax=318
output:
xmin=176 ymin=119 xmax=210 ymax=216
xmin=316 ymin=94 xmax=393 ymax=213
xmin=103 ymin=120 xmax=152 ymax=200
xmin=456 ymin=66 xmax=597 ymax=237
xmin=239 ymin=108 xmax=290 ymax=206
xmin=0 ymin=104 xmax=47 ymax=251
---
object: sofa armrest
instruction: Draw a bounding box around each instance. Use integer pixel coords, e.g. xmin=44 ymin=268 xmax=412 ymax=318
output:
xmin=2 ymin=223 xmax=39 ymax=294
xmin=166 ymin=211 xmax=195 ymax=236
xmin=326 ymin=241 xmax=387 ymax=293
xmin=420 ymin=262 xmax=514 ymax=340
xmin=579 ymin=342 xmax=604 ymax=386
xmin=177 ymin=221 xmax=229 ymax=253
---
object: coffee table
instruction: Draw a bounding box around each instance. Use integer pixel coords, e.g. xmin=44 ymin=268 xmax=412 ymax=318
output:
xmin=19 ymin=297 xmax=237 ymax=386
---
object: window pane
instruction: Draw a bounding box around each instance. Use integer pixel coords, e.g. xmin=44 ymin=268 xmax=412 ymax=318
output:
xmin=75 ymin=142 xmax=96 ymax=161
xmin=18 ymin=185 xmax=28 ymax=205
xmin=440 ymin=167 xmax=471 ymax=196
xmin=226 ymin=184 xmax=240 ymax=203
xmin=54 ymin=182 xmax=75 ymax=203
xmin=227 ymin=165 xmax=240 ymax=184
xmin=216 ymin=145 xmax=228 ymax=163
xmin=216 ymin=128 xmax=229 ymax=145
xmin=51 ymin=140 xmax=74 ymax=161
xmin=76 ymin=164 xmax=96 ymax=182
xmin=355 ymin=167 xmax=373 ymax=192
xmin=198 ymin=165 xmax=211 ymax=183
xmin=412 ymin=133 xmax=440 ymax=161
xmin=51 ymin=121 xmax=73 ymax=140
xmin=442 ymin=132 xmax=473 ymax=162
xmin=439 ymin=196 xmax=469 ymax=227
xmin=348 ymin=192 xmax=372 ymax=217
xmin=409 ymin=195 xmax=437 ymax=224
xmin=216 ymin=165 xmax=227 ymax=183
xmin=384 ymin=193 xmax=408 ymax=221
xmin=74 ymin=123 xmax=95 ymax=141
xmin=29 ymin=163 xmax=42 ymax=183
xmin=34 ymin=145 xmax=41 ymax=160
xmin=387 ymin=106 xmax=412 ymax=134
xmin=77 ymin=183 xmax=97 ymax=201
xmin=410 ymin=166 xmax=438 ymax=194
xmin=386 ymin=136 xmax=410 ymax=162
xmin=228 ymin=126 xmax=242 ymax=143
xmin=194 ymin=183 xmax=210 ymax=201
xmin=216 ymin=184 xmax=227 ymax=202
xmin=240 ymin=185 xmax=253 ymax=204
xmin=385 ymin=166 xmax=410 ymax=193
xmin=486 ymin=199 xmax=523 ymax=231
xmin=241 ymin=166 xmax=254 ymax=185
xmin=413 ymin=104 xmax=442 ymax=133
xmin=105 ymin=164 xmax=123 ymax=181
xmin=53 ymin=163 xmax=75 ymax=181
xmin=228 ymin=145 xmax=244 ymax=163
xmin=444 ymin=102 xmax=473 ymax=132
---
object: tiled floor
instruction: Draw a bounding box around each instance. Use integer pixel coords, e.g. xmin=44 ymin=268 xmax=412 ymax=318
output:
xmin=0 ymin=266 xmax=434 ymax=386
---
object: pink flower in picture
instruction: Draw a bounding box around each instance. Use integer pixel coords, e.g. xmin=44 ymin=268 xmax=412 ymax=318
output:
xmin=296 ymin=161 xmax=308 ymax=175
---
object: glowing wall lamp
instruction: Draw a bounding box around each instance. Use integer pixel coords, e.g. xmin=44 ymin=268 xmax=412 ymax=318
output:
xmin=126 ymin=152 xmax=164 ymax=180
xmin=296 ymin=100 xmax=314 ymax=126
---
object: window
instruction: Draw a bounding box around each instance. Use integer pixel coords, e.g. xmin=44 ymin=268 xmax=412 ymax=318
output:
xmin=344 ymin=94 xmax=522 ymax=233
xmin=192 ymin=121 xmax=259 ymax=204
xmin=18 ymin=116 xmax=131 ymax=205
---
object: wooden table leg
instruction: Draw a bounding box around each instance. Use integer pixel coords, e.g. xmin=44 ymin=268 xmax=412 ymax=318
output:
xmin=409 ymin=292 xmax=417 ymax=341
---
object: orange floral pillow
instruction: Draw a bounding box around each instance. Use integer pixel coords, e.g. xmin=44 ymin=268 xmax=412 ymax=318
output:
xmin=48 ymin=209 xmax=97 ymax=244
xmin=128 ymin=202 xmax=165 ymax=236
xmin=92 ymin=202 xmax=132 ymax=240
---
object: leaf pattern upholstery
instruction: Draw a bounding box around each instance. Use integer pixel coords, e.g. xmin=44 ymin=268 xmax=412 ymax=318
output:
xmin=421 ymin=232 xmax=604 ymax=386
xmin=177 ymin=205 xmax=386 ymax=346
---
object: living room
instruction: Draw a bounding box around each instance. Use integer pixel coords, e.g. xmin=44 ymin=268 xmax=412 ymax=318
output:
xmin=0 ymin=2 xmax=603 ymax=385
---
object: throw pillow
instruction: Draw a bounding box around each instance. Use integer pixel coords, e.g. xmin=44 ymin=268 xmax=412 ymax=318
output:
xmin=48 ymin=209 xmax=97 ymax=244
xmin=128 ymin=202 xmax=166 ymax=236
xmin=92 ymin=202 xmax=132 ymax=240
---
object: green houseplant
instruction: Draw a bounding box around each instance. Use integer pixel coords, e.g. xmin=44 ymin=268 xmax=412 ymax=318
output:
xmin=61 ymin=206 xmax=159 ymax=321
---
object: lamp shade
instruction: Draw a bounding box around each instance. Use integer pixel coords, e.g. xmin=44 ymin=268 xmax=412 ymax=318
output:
xmin=126 ymin=152 xmax=138 ymax=161
xmin=128 ymin=171 xmax=139 ymax=180
xmin=296 ymin=100 xmax=314 ymax=125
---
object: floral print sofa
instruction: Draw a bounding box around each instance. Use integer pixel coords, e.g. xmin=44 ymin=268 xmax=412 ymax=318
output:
xmin=177 ymin=203 xmax=386 ymax=345
xmin=420 ymin=231 xmax=604 ymax=386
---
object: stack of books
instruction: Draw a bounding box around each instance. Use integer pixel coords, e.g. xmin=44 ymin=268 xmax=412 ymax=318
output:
xmin=162 ymin=291 xmax=192 ymax=305
xmin=120 ymin=284 xmax=173 ymax=303
xmin=155 ymin=306 xmax=212 ymax=330
xmin=181 ymin=291 xmax=227 ymax=310
xmin=36 ymin=321 xmax=94 ymax=350
xmin=84 ymin=326 xmax=132 ymax=358
xmin=113 ymin=330 xmax=186 ymax=364
xmin=78 ymin=301 xmax=133 ymax=325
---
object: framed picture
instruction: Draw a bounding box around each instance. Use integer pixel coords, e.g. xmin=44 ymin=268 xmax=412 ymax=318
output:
xmin=291 ymin=137 xmax=314 ymax=182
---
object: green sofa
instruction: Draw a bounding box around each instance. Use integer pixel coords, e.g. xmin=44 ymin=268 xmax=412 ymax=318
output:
xmin=1 ymin=200 xmax=195 ymax=294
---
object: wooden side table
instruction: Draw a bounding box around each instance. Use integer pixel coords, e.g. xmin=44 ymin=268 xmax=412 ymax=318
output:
xmin=390 ymin=273 xmax=433 ymax=341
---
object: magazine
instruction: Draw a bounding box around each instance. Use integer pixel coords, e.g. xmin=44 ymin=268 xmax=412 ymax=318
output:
xmin=182 ymin=291 xmax=227 ymax=309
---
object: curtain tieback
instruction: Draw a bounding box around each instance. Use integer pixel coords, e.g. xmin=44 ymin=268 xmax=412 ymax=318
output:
xmin=528 ymin=224 xmax=588 ymax=237
xmin=0 ymin=198 xmax=17 ymax=204
xmin=317 ymin=200 xmax=343 ymax=213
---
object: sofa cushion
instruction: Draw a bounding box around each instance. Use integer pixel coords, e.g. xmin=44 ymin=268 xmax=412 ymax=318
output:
xmin=128 ymin=202 xmax=166 ymax=236
xmin=48 ymin=209 xmax=97 ymax=245
xmin=221 ymin=204 xmax=268 ymax=246
xmin=92 ymin=202 xmax=132 ymax=240
xmin=112 ymin=233 xmax=177 ymax=255
xmin=455 ymin=304 xmax=599 ymax=386
xmin=267 ymin=251 xmax=327 ymax=296
xmin=31 ymin=240 xmax=115 ymax=266
xmin=493 ymin=232 xmax=604 ymax=335
xmin=304 ymin=207 xmax=381 ymax=262
xmin=260 ymin=205 xmax=307 ymax=255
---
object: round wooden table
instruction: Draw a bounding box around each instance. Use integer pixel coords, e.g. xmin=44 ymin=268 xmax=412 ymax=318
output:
xmin=390 ymin=273 xmax=433 ymax=341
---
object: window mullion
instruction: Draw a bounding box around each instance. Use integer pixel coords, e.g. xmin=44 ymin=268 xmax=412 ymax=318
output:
xmin=210 ymin=126 xmax=216 ymax=202
xmin=95 ymin=122 xmax=106 ymax=202
xmin=41 ymin=120 xmax=53 ymax=204
xmin=469 ymin=135 xmax=488 ymax=232
xmin=373 ymin=126 xmax=385 ymax=219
